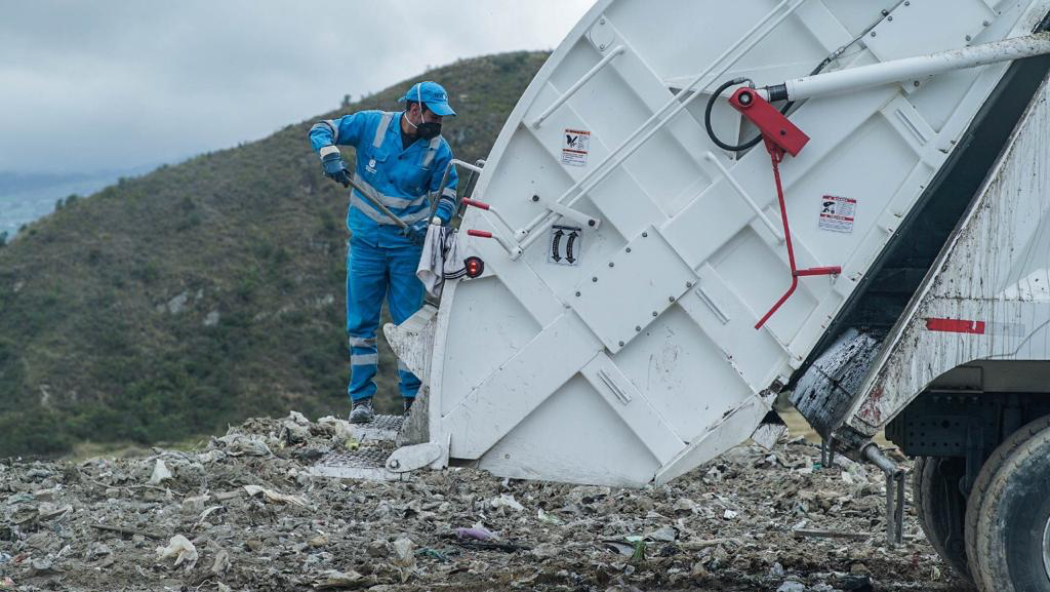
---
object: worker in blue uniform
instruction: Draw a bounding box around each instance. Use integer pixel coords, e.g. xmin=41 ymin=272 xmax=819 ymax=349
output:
xmin=309 ymin=81 xmax=459 ymax=424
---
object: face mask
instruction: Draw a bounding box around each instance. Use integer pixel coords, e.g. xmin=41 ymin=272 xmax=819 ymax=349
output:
xmin=405 ymin=108 xmax=442 ymax=140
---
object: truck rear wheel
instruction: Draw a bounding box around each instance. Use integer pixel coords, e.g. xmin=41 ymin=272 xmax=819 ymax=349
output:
xmin=912 ymin=456 xmax=971 ymax=582
xmin=965 ymin=415 xmax=1050 ymax=591
xmin=970 ymin=420 xmax=1050 ymax=592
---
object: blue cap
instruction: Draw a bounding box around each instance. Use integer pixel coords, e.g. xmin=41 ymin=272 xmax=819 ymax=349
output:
xmin=399 ymin=81 xmax=456 ymax=117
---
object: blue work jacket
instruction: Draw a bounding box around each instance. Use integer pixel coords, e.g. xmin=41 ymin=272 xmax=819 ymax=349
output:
xmin=309 ymin=110 xmax=459 ymax=248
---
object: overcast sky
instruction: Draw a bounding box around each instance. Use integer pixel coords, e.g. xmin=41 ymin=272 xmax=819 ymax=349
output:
xmin=0 ymin=1 xmax=595 ymax=175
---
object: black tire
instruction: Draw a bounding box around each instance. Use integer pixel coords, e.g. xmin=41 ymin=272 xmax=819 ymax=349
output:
xmin=971 ymin=419 xmax=1050 ymax=592
xmin=965 ymin=415 xmax=1050 ymax=590
xmin=913 ymin=456 xmax=971 ymax=582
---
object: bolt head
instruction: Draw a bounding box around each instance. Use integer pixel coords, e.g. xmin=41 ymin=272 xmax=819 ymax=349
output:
xmin=588 ymin=220 xmax=596 ymax=227
xmin=608 ymin=262 xmax=614 ymax=268
xmin=668 ymin=296 xmax=675 ymax=302
xmin=642 ymin=232 xmax=648 ymax=238
xmin=531 ymin=195 xmax=540 ymax=202
xmin=389 ymin=459 xmax=400 ymax=469
xmin=626 ymin=247 xmax=632 ymax=253
xmin=575 ymin=291 xmax=581 ymax=297
xmin=618 ymin=341 xmax=625 ymax=347
xmin=592 ymin=277 xmax=598 ymax=283
xmin=686 ymin=281 xmax=694 ymax=288
xmin=652 ymin=311 xmax=658 ymax=317
xmin=635 ymin=326 xmax=641 ymax=332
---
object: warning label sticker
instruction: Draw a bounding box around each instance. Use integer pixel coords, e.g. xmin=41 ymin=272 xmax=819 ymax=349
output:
xmin=561 ymin=129 xmax=590 ymax=167
xmin=548 ymin=225 xmax=583 ymax=266
xmin=818 ymin=195 xmax=856 ymax=234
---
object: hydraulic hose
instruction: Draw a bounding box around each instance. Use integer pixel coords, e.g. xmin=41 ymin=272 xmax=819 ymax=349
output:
xmin=705 ymin=77 xmax=796 ymax=153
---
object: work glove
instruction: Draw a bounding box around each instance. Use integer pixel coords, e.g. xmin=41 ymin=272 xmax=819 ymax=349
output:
xmin=401 ymin=220 xmax=428 ymax=247
xmin=320 ymin=150 xmax=351 ymax=187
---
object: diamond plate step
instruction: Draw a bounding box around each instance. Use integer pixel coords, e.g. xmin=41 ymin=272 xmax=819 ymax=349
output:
xmin=310 ymin=415 xmax=409 ymax=481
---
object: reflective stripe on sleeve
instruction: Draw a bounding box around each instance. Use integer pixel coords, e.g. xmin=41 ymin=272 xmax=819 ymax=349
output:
xmin=324 ymin=119 xmax=340 ymax=143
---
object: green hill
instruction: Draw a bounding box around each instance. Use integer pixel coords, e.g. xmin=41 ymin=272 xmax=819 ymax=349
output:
xmin=0 ymin=51 xmax=548 ymax=457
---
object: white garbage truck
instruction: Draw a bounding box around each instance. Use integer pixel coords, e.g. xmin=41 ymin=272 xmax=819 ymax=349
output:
xmin=325 ymin=1 xmax=1050 ymax=589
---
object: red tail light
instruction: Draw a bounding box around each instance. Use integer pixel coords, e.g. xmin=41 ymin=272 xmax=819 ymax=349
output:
xmin=465 ymin=256 xmax=485 ymax=278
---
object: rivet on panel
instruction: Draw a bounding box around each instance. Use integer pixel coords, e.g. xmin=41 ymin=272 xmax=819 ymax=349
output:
xmin=592 ymin=277 xmax=598 ymax=283
xmin=635 ymin=326 xmax=641 ymax=332
xmin=626 ymin=247 xmax=632 ymax=253
xmin=686 ymin=281 xmax=694 ymax=288
xmin=668 ymin=296 xmax=675 ymax=302
xmin=575 ymin=291 xmax=581 ymax=297
xmin=609 ymin=262 xmax=615 ymax=268
xmin=652 ymin=311 xmax=658 ymax=317
xmin=618 ymin=341 xmax=625 ymax=347
xmin=642 ymin=232 xmax=648 ymax=238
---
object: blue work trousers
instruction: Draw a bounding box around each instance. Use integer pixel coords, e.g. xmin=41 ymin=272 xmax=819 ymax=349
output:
xmin=346 ymin=236 xmax=424 ymax=401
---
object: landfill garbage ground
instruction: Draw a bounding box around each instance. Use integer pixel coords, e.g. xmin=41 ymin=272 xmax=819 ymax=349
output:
xmin=0 ymin=412 xmax=970 ymax=592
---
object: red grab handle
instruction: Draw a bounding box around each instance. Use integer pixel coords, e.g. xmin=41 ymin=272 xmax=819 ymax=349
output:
xmin=461 ymin=198 xmax=490 ymax=210
xmin=794 ymin=266 xmax=842 ymax=277
xmin=467 ymin=229 xmax=493 ymax=238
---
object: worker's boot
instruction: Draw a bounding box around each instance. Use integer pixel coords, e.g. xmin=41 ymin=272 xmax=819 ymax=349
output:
xmin=349 ymin=397 xmax=375 ymax=424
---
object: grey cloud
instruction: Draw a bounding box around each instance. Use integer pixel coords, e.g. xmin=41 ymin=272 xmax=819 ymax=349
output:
xmin=0 ymin=0 xmax=593 ymax=173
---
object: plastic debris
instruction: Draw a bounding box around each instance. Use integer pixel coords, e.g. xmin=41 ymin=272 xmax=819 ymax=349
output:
xmin=243 ymin=485 xmax=307 ymax=507
xmin=455 ymin=526 xmax=495 ymax=541
xmin=490 ymin=493 xmax=525 ymax=512
xmin=147 ymin=459 xmax=173 ymax=485
xmin=155 ymin=535 xmax=198 ymax=569
xmin=314 ymin=570 xmax=364 ymax=589
xmin=392 ymin=536 xmax=416 ymax=582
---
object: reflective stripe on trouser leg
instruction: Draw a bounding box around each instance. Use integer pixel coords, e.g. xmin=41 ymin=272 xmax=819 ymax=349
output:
xmin=386 ymin=243 xmax=425 ymax=398
xmin=346 ymin=238 xmax=388 ymax=401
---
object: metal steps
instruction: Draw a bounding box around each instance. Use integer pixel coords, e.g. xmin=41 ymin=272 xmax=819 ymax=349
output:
xmin=309 ymin=415 xmax=409 ymax=481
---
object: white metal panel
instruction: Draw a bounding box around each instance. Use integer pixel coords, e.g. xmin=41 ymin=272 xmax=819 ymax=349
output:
xmin=845 ymin=75 xmax=1050 ymax=434
xmin=424 ymin=0 xmax=1050 ymax=487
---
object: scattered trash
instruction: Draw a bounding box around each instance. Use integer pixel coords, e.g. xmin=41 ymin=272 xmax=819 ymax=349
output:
xmin=723 ymin=509 xmax=739 ymax=520
xmin=490 ymin=493 xmax=525 ymax=512
xmin=536 ymin=508 xmax=563 ymax=524
xmin=314 ymin=569 xmax=364 ymax=590
xmin=242 ymin=485 xmax=307 ymax=507
xmin=155 ymin=534 xmax=198 ymax=569
xmin=778 ymin=580 xmax=806 ymax=592
xmin=645 ymin=525 xmax=677 ymax=542
xmin=147 ymin=459 xmax=173 ymax=485
xmin=454 ymin=526 xmax=495 ymax=541
xmin=392 ymin=536 xmax=416 ymax=582
xmin=0 ymin=412 xmax=947 ymax=591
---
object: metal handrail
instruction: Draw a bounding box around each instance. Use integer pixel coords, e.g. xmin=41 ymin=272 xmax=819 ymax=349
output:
xmin=516 ymin=0 xmax=808 ymax=250
xmin=530 ymin=45 xmax=626 ymax=129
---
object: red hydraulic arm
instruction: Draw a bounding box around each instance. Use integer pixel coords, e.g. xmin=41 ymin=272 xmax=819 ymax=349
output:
xmin=726 ymin=87 xmax=841 ymax=330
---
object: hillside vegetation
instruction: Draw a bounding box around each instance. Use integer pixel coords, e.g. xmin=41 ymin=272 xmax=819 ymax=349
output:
xmin=0 ymin=51 xmax=548 ymax=457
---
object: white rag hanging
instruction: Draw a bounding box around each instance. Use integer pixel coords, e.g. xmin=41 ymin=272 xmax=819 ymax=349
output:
xmin=417 ymin=223 xmax=466 ymax=299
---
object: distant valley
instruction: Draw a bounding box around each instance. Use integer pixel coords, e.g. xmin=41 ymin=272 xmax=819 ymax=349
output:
xmin=0 ymin=168 xmax=155 ymax=237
